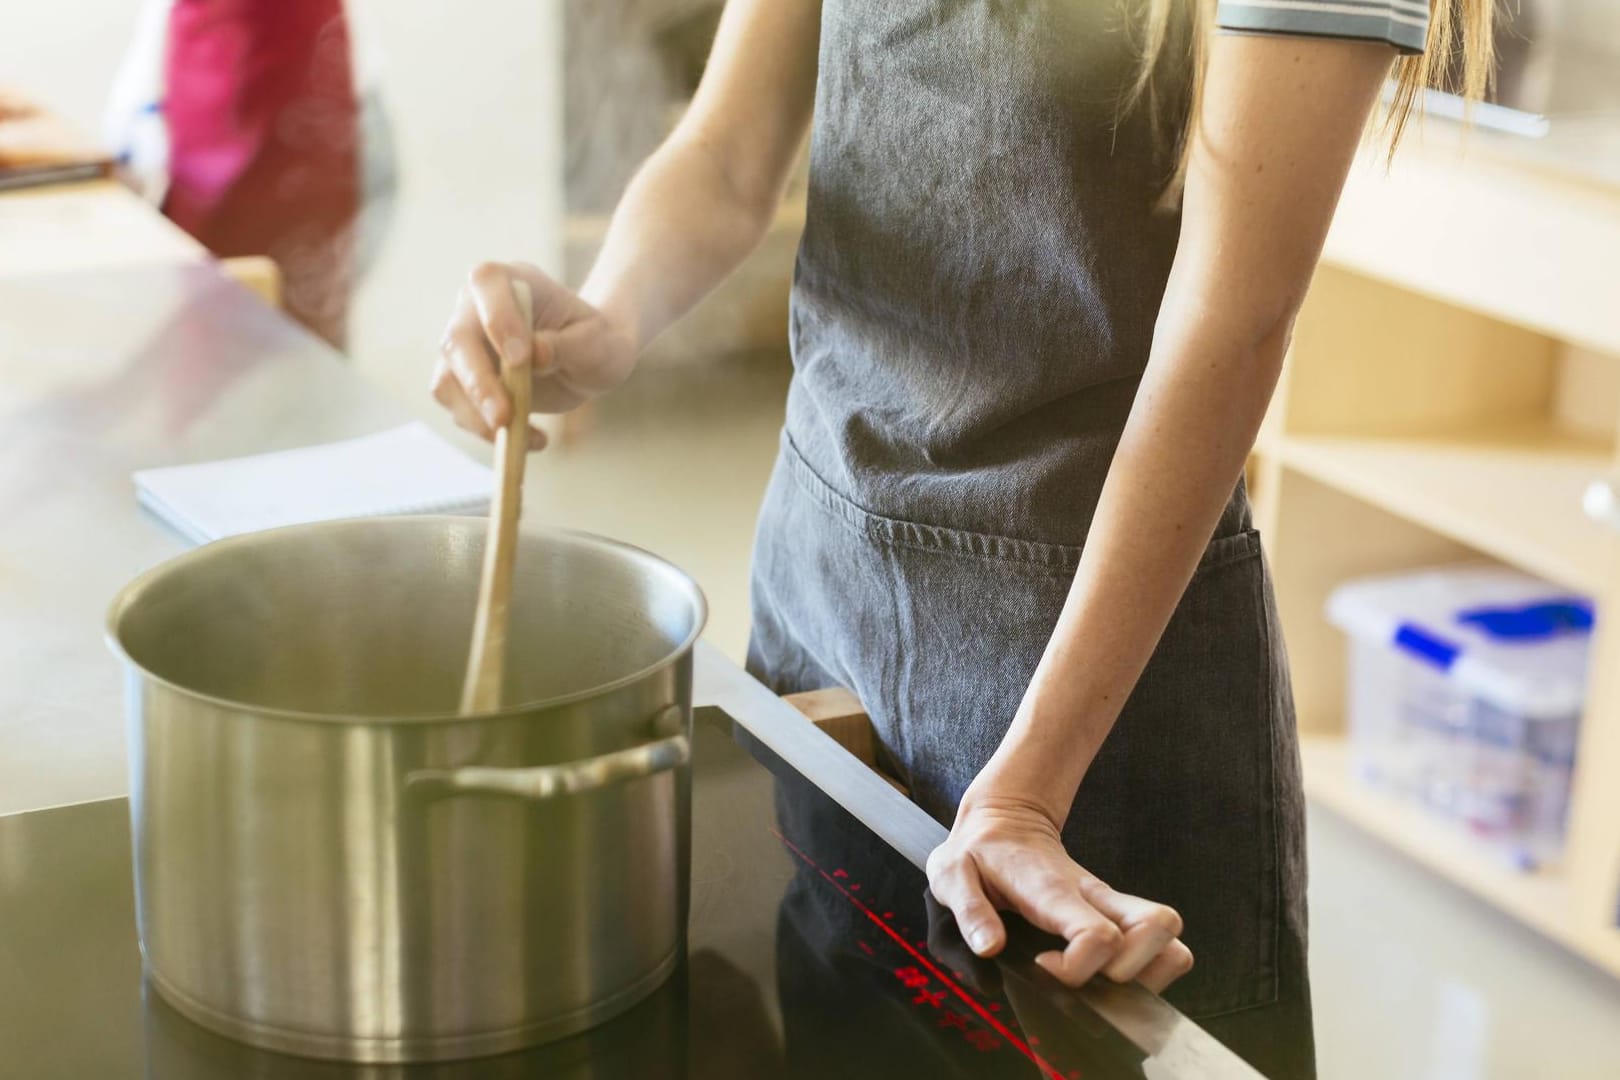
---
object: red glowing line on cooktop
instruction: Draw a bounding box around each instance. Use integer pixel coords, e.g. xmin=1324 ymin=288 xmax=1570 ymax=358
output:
xmin=771 ymin=827 xmax=1068 ymax=1080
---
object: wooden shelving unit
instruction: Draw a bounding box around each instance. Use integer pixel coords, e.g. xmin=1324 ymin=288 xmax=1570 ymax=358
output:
xmin=1301 ymin=735 xmax=1620 ymax=979
xmin=1253 ymin=131 xmax=1620 ymax=978
xmin=1274 ymin=425 xmax=1613 ymax=594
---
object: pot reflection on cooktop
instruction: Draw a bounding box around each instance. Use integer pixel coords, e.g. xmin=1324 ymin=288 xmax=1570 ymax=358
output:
xmin=2 ymin=706 xmax=1158 ymax=1079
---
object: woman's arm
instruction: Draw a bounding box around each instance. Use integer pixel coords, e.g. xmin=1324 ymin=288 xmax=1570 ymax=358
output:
xmin=433 ymin=0 xmax=820 ymax=441
xmin=928 ymin=33 xmax=1395 ymax=988
xmin=579 ymin=0 xmax=821 ymax=352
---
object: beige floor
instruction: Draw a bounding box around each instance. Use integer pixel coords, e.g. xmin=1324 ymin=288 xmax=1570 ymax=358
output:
xmin=367 ymin=345 xmax=1620 ymax=1079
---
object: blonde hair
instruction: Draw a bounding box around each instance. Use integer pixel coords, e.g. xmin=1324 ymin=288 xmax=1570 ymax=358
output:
xmin=1130 ymin=0 xmax=1497 ymax=191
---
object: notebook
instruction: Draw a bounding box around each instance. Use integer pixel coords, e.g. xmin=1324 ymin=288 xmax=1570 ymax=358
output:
xmin=134 ymin=423 xmax=494 ymax=545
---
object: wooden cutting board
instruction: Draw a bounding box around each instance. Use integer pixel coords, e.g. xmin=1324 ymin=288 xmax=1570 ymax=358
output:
xmin=0 ymin=85 xmax=112 ymax=191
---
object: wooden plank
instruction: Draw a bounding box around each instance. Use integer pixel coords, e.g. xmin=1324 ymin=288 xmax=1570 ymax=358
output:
xmin=1278 ymin=423 xmax=1617 ymax=595
xmin=1553 ymin=343 xmax=1620 ymax=442
xmin=1285 ymin=265 xmax=1559 ymax=438
xmin=783 ymin=687 xmax=909 ymax=796
xmin=781 ymin=686 xmax=866 ymax=724
xmin=783 ymin=687 xmax=877 ymax=765
xmin=1325 ymin=139 xmax=1620 ymax=358
xmin=220 ymin=256 xmax=283 ymax=310
xmin=1565 ymin=424 xmax=1620 ymax=933
xmin=1269 ymin=135 xmax=1620 ymax=985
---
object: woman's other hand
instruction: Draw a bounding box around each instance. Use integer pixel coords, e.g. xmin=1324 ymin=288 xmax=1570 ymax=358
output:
xmin=431 ymin=260 xmax=637 ymax=449
xmin=925 ymin=791 xmax=1194 ymax=993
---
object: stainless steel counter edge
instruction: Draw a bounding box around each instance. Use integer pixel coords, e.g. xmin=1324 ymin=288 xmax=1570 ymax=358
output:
xmin=692 ymin=640 xmax=1265 ymax=1078
xmin=0 ymin=794 xmax=127 ymax=821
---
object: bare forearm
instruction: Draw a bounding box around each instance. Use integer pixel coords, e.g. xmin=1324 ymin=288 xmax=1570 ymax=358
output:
xmin=580 ymin=132 xmax=783 ymax=353
xmin=579 ymin=0 xmax=819 ymax=355
xmin=966 ymin=35 xmax=1391 ymax=823
xmin=978 ymin=317 xmax=1287 ymax=820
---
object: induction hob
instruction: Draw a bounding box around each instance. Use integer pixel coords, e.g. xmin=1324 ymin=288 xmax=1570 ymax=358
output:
xmin=0 ymin=703 xmax=1262 ymax=1079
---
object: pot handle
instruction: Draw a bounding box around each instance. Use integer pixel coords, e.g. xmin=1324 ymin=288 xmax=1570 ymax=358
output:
xmin=407 ymin=706 xmax=688 ymax=801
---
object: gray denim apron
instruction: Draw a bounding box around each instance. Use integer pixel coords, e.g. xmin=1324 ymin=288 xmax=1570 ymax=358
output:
xmin=746 ymin=3 xmax=1313 ymax=1076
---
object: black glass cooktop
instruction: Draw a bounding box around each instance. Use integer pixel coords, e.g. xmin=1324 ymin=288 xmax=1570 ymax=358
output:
xmin=0 ymin=708 xmax=1169 ymax=1079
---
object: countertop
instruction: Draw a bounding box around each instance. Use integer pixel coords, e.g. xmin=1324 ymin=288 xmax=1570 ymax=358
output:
xmin=0 ymin=179 xmax=204 ymax=278
xmin=0 ymin=263 xmax=407 ymax=814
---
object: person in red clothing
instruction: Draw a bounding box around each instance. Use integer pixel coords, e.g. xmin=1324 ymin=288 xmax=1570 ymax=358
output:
xmin=161 ymin=0 xmax=360 ymax=347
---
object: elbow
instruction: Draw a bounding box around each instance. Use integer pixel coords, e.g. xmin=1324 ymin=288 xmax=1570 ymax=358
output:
xmin=1250 ymin=307 xmax=1298 ymax=372
xmin=670 ymin=123 xmax=783 ymax=239
xmin=1154 ymin=279 xmax=1303 ymax=377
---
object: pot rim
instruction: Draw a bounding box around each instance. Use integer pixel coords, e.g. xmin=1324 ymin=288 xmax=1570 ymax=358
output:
xmin=104 ymin=516 xmax=709 ymax=725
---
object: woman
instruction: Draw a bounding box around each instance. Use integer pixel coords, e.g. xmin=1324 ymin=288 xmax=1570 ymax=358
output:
xmin=153 ymin=0 xmax=361 ymax=346
xmin=432 ymin=2 xmax=1490 ymax=1075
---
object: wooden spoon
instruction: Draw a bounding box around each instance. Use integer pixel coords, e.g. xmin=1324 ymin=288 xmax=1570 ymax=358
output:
xmin=460 ymin=279 xmax=535 ymax=714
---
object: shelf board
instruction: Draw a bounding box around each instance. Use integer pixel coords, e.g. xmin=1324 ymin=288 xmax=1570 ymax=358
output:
xmin=1326 ymin=134 xmax=1620 ymax=357
xmin=1301 ymin=734 xmax=1620 ymax=980
xmin=1275 ymin=425 xmax=1617 ymax=594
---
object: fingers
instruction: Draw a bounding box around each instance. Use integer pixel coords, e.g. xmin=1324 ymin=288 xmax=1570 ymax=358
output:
xmin=933 ymin=799 xmax=1194 ymax=994
xmin=930 ymin=840 xmax=1193 ymax=992
xmin=430 ymin=355 xmax=494 ymax=441
xmin=926 ymin=850 xmax=1007 ymax=958
xmin=1022 ymin=880 xmax=1122 ymax=987
xmin=440 ymin=285 xmax=512 ymax=429
xmin=436 ymin=260 xmax=634 ymax=430
xmin=1081 ymin=879 xmax=1186 ymax=986
xmin=528 ymin=332 xmax=592 ymax=415
xmin=431 ymin=358 xmax=549 ymax=452
xmin=532 ymin=324 xmax=556 ymax=377
xmin=1135 ymin=939 xmax=1195 ymax=994
xmin=1014 ymin=870 xmax=1186 ymax=989
xmin=466 ymin=261 xmax=534 ymax=371
xmin=923 ymin=891 xmax=1002 ymax=996
xmin=1023 ymin=877 xmax=1189 ymax=990
xmin=1025 ymin=875 xmax=1188 ymax=990
xmin=527 ymin=320 xmax=621 ymax=412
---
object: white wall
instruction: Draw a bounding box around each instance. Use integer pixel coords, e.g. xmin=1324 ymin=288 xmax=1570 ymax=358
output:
xmin=0 ymin=0 xmax=566 ymax=410
xmin=345 ymin=0 xmax=563 ymax=405
xmin=0 ymin=1 xmax=140 ymax=132
xmin=1566 ymin=0 xmax=1620 ymax=40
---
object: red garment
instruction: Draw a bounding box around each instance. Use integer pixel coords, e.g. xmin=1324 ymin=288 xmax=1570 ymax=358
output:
xmin=163 ymin=0 xmax=359 ymax=346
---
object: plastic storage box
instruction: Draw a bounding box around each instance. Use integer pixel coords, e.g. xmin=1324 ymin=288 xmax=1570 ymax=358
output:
xmin=1327 ymin=565 xmax=1592 ymax=869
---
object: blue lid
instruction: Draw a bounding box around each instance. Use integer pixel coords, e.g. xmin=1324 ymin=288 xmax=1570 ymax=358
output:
xmin=1456 ymin=600 xmax=1594 ymax=642
xmin=1395 ymin=623 xmax=1461 ymax=670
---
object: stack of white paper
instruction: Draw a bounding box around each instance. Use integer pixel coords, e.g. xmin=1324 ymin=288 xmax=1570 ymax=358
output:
xmin=134 ymin=423 xmax=493 ymax=545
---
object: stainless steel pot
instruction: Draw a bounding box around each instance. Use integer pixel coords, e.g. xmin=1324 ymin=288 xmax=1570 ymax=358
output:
xmin=106 ymin=516 xmax=707 ymax=1063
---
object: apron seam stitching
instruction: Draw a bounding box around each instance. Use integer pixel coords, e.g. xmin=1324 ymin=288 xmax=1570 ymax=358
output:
xmin=1258 ymin=553 xmax=1285 ymax=1009
xmin=782 ymin=433 xmax=1084 ymax=570
xmin=783 ymin=433 xmax=1261 ymax=575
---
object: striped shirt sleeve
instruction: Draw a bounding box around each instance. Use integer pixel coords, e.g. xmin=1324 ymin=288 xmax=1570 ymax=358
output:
xmin=1216 ymin=0 xmax=1429 ymax=55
